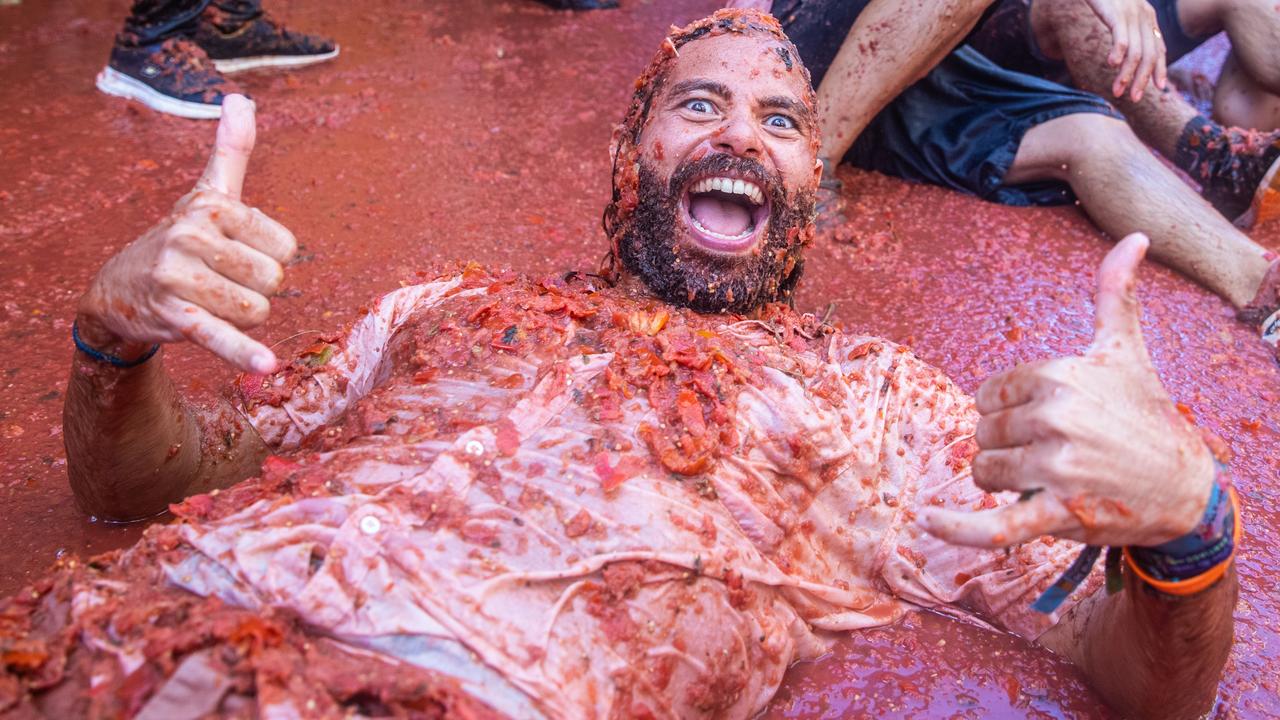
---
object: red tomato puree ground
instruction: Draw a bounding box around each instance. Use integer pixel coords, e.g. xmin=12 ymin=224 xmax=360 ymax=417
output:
xmin=0 ymin=1 xmax=1276 ymax=716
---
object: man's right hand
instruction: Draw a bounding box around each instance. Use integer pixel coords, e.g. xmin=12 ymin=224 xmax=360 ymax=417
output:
xmin=76 ymin=95 xmax=296 ymax=374
xmin=1081 ymin=0 xmax=1168 ymax=101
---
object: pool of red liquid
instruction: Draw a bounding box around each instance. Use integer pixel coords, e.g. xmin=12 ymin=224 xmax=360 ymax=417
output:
xmin=0 ymin=1 xmax=1276 ymax=716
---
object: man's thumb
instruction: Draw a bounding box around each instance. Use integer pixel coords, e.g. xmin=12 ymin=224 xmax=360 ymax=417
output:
xmin=195 ymin=94 xmax=256 ymax=200
xmin=1089 ymin=233 xmax=1150 ymax=355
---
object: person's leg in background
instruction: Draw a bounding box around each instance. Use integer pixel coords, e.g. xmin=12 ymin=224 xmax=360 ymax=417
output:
xmin=1006 ymin=113 xmax=1272 ymax=310
xmin=1180 ymin=0 xmax=1280 ymax=129
xmin=773 ymin=0 xmax=993 ymax=224
xmin=1030 ymin=0 xmax=1280 ymax=227
xmin=118 ymin=0 xmax=210 ymax=46
xmin=783 ymin=4 xmax=1280 ymax=357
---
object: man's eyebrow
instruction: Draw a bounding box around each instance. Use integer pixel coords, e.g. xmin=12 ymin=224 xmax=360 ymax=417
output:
xmin=759 ymin=95 xmax=806 ymax=115
xmin=668 ymin=79 xmax=732 ymax=100
xmin=759 ymin=95 xmax=814 ymax=129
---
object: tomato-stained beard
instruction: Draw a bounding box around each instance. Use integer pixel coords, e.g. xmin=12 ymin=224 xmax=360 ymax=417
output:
xmin=616 ymin=153 xmax=814 ymax=315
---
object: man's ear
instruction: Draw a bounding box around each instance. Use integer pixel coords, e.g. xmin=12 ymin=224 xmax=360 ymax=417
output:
xmin=812 ymin=157 xmax=823 ymax=186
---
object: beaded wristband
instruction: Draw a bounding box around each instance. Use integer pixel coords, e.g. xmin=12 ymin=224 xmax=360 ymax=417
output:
xmin=72 ymin=322 xmax=160 ymax=369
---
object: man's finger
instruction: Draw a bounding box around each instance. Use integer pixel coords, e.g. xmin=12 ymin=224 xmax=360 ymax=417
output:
xmin=974 ymin=407 xmax=1045 ymax=449
xmin=1088 ymin=233 xmax=1150 ymax=355
xmin=1131 ymin=25 xmax=1156 ymax=101
xmin=195 ymin=94 xmax=256 ymax=201
xmin=209 ymin=202 xmax=298 ymax=264
xmin=166 ymin=300 xmax=277 ymax=374
xmin=974 ymin=360 xmax=1051 ymax=414
xmin=194 ymin=237 xmax=285 ymax=296
xmin=917 ymin=491 xmax=1074 ymax=548
xmin=1113 ymin=24 xmax=1141 ymax=97
xmin=174 ymin=271 xmax=271 ymax=331
xmin=971 ymin=447 xmax=1046 ymax=493
xmin=1108 ymin=24 xmax=1127 ymax=67
xmin=1154 ymin=32 xmax=1168 ymax=89
xmin=1090 ymin=2 xmax=1122 ymax=65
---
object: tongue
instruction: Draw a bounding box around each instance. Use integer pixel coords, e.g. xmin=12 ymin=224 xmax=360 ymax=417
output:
xmin=689 ymin=195 xmax=752 ymax=237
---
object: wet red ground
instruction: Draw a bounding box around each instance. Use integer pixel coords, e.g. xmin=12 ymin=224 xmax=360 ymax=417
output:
xmin=0 ymin=1 xmax=1277 ymax=717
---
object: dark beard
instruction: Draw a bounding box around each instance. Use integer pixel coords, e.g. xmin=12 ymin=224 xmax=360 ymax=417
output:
xmin=616 ymin=154 xmax=814 ymax=315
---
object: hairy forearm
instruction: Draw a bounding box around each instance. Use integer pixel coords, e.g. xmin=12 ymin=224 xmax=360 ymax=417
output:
xmin=1043 ymin=567 xmax=1237 ymax=719
xmin=64 ymin=314 xmax=267 ymax=521
xmin=65 ymin=328 xmax=201 ymax=520
xmin=817 ymin=0 xmax=991 ymax=160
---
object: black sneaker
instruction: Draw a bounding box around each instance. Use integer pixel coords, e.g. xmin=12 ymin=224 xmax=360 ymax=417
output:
xmin=534 ymin=0 xmax=620 ymax=8
xmin=96 ymin=38 xmax=244 ymax=120
xmin=1179 ymin=120 xmax=1280 ymax=229
xmin=194 ymin=10 xmax=338 ymax=74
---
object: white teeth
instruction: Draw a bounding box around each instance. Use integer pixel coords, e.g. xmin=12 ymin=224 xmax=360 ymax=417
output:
xmin=690 ymin=176 xmax=765 ymax=206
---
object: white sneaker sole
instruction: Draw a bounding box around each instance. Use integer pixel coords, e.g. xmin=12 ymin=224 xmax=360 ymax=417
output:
xmin=95 ymin=66 xmax=223 ymax=120
xmin=1233 ymin=151 xmax=1280 ymax=230
xmin=213 ymin=45 xmax=339 ymax=74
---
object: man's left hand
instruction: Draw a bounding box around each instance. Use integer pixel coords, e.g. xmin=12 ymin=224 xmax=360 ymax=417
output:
xmin=920 ymin=234 xmax=1215 ymax=549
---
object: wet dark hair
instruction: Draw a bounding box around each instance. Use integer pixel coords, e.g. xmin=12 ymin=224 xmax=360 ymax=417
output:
xmin=600 ymin=9 xmax=818 ymax=281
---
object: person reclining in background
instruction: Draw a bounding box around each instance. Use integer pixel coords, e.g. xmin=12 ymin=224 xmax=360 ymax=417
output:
xmin=96 ymin=0 xmax=337 ymax=119
xmin=13 ymin=10 xmax=1238 ymax=719
xmin=733 ymin=0 xmax=1280 ymax=363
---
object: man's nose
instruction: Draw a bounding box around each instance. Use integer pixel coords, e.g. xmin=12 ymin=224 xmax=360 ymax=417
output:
xmin=713 ymin=113 xmax=763 ymax=159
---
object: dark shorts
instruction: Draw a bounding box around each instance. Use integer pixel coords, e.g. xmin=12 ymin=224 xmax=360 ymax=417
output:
xmin=775 ymin=0 xmax=1207 ymax=206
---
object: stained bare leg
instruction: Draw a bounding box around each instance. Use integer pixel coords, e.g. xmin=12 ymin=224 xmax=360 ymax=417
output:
xmin=1006 ymin=113 xmax=1270 ymax=307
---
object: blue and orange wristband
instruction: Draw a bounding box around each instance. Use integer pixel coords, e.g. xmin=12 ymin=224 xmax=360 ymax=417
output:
xmin=1032 ymin=467 xmax=1241 ymax=614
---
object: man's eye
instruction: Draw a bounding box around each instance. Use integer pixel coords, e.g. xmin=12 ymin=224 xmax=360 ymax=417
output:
xmin=766 ymin=114 xmax=796 ymax=130
xmin=684 ymin=99 xmax=714 ymax=114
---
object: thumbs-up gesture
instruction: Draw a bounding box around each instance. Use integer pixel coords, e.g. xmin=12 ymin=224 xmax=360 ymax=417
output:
xmin=920 ymin=234 xmax=1216 ymax=549
xmin=76 ymin=96 xmax=296 ymax=374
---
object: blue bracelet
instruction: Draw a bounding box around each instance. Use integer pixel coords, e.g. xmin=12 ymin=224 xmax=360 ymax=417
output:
xmin=72 ymin=322 xmax=160 ymax=368
xmin=1032 ymin=471 xmax=1234 ymax=614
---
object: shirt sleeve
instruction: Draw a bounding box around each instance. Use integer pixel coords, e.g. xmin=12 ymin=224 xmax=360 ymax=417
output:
xmin=235 ymin=275 xmax=481 ymax=450
xmin=831 ymin=335 xmax=1098 ymax=641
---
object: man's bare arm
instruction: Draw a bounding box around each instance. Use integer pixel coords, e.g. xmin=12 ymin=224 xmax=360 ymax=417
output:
xmin=921 ymin=235 xmax=1236 ymax=718
xmin=815 ymin=0 xmax=991 ymax=162
xmin=64 ymin=96 xmax=294 ymax=521
xmin=1039 ymin=568 xmax=1236 ymax=719
xmin=64 ymin=330 xmax=269 ymax=521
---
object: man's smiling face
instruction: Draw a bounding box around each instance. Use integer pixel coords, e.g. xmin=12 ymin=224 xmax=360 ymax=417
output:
xmin=614 ymin=29 xmax=822 ymax=314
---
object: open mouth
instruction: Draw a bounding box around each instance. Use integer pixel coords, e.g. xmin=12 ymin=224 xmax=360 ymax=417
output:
xmin=680 ymin=175 xmax=771 ymax=254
